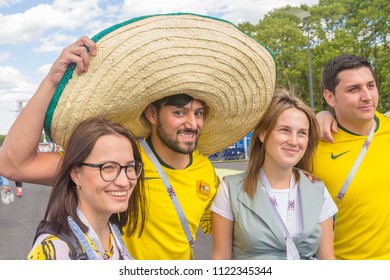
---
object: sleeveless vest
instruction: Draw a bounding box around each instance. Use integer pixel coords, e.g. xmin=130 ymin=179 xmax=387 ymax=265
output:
xmin=225 ymin=170 xmax=325 ymax=260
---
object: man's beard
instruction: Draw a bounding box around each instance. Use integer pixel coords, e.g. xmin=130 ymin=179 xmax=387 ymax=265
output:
xmin=156 ymin=122 xmax=199 ymax=154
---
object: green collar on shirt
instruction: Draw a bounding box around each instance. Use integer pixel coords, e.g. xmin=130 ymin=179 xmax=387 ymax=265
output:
xmin=337 ymin=114 xmax=379 ymax=136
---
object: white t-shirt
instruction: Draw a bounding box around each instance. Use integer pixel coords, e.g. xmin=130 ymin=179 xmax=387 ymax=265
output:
xmin=211 ymin=180 xmax=338 ymax=238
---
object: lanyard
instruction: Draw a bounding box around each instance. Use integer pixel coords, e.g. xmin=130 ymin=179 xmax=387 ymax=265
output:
xmin=110 ymin=222 xmax=133 ymax=260
xmin=68 ymin=208 xmax=133 ymax=260
xmin=140 ymin=139 xmax=195 ymax=259
xmin=335 ymin=120 xmax=376 ymax=202
xmin=260 ymin=168 xmax=301 ymax=260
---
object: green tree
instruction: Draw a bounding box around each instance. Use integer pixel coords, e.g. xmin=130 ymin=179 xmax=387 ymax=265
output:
xmin=0 ymin=135 xmax=5 ymax=145
xmin=312 ymin=0 xmax=390 ymax=112
xmin=238 ymin=0 xmax=389 ymax=112
xmin=240 ymin=6 xmax=316 ymax=106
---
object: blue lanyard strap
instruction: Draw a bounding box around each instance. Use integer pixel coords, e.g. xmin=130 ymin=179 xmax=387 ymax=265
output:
xmin=68 ymin=210 xmax=133 ymax=260
xmin=68 ymin=217 xmax=99 ymax=260
xmin=110 ymin=223 xmax=133 ymax=260
xmin=140 ymin=139 xmax=195 ymax=259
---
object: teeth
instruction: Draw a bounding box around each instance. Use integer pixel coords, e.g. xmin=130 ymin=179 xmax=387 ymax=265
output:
xmin=179 ymin=132 xmax=194 ymax=138
xmin=107 ymin=191 xmax=127 ymax=197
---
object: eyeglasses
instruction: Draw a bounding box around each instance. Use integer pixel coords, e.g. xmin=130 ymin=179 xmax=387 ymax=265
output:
xmin=80 ymin=160 xmax=143 ymax=182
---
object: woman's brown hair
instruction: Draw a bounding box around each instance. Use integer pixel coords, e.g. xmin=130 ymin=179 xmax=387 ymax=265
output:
xmin=244 ymin=89 xmax=320 ymax=198
xmin=43 ymin=116 xmax=147 ymax=237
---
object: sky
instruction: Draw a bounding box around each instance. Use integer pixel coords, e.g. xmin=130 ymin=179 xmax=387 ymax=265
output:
xmin=0 ymin=0 xmax=318 ymax=135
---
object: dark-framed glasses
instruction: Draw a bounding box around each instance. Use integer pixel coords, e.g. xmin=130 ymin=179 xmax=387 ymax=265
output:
xmin=80 ymin=160 xmax=143 ymax=181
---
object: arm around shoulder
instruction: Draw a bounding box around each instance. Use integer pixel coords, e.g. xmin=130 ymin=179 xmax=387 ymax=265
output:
xmin=316 ymin=110 xmax=338 ymax=143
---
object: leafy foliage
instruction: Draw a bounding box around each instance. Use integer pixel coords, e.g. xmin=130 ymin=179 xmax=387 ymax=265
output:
xmin=238 ymin=0 xmax=390 ymax=113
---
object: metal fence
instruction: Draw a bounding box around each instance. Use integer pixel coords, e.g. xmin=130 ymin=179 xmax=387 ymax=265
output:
xmin=208 ymin=132 xmax=252 ymax=161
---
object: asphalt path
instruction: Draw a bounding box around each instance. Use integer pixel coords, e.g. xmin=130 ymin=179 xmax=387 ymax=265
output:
xmin=0 ymin=160 xmax=246 ymax=260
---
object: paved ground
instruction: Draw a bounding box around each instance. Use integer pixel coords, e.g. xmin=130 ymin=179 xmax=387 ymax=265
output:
xmin=0 ymin=160 xmax=247 ymax=260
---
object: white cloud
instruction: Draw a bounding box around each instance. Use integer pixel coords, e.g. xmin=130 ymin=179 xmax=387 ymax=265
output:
xmin=119 ymin=0 xmax=235 ymax=23
xmin=119 ymin=0 xmax=318 ymax=24
xmin=0 ymin=0 xmax=320 ymax=134
xmin=0 ymin=0 xmax=103 ymax=44
xmin=0 ymin=0 xmax=21 ymax=8
xmin=0 ymin=65 xmax=36 ymax=134
xmin=36 ymin=63 xmax=52 ymax=79
xmin=0 ymin=66 xmax=25 ymax=91
xmin=0 ymin=4 xmax=56 ymax=43
xmin=0 ymin=52 xmax=10 ymax=62
xmin=0 ymin=66 xmax=35 ymax=97
xmin=34 ymin=33 xmax=78 ymax=53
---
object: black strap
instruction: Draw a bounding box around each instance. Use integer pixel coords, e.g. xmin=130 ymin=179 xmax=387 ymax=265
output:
xmin=33 ymin=220 xmax=88 ymax=260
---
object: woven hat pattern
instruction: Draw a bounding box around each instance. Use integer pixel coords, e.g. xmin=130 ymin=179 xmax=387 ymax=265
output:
xmin=46 ymin=13 xmax=276 ymax=155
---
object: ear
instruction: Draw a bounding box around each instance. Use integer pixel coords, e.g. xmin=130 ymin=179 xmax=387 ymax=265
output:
xmin=143 ymin=104 xmax=158 ymax=125
xmin=70 ymin=167 xmax=81 ymax=186
xmin=324 ymin=89 xmax=336 ymax=108
xmin=259 ymin=131 xmax=265 ymax=143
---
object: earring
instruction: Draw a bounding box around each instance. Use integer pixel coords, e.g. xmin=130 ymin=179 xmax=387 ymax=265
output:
xmin=76 ymin=185 xmax=81 ymax=189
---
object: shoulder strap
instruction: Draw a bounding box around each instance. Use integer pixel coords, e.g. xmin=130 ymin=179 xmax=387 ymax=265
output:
xmin=336 ymin=119 xmax=376 ymax=202
xmin=33 ymin=220 xmax=88 ymax=260
xmin=139 ymin=139 xmax=195 ymax=259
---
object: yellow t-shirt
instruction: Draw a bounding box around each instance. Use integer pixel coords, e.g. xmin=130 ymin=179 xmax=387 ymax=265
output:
xmin=124 ymin=143 xmax=218 ymax=260
xmin=28 ymin=233 xmax=115 ymax=260
xmin=313 ymin=112 xmax=390 ymax=259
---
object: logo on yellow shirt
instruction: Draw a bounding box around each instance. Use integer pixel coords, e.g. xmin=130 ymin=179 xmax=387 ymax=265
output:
xmin=331 ymin=150 xmax=350 ymax=159
xmin=196 ymin=180 xmax=211 ymax=201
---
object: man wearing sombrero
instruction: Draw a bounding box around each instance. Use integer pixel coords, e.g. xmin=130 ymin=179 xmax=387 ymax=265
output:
xmin=0 ymin=13 xmax=276 ymax=259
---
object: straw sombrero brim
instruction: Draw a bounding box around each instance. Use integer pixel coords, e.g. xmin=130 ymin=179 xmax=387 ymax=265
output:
xmin=45 ymin=13 xmax=276 ymax=155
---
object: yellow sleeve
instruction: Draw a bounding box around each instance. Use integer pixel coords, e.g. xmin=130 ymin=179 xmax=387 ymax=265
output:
xmin=199 ymin=172 xmax=219 ymax=234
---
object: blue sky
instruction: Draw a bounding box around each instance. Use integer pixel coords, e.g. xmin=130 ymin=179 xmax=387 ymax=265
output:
xmin=0 ymin=0 xmax=318 ymax=134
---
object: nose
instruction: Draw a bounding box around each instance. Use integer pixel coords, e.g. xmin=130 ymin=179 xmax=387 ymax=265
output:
xmin=114 ymin=167 xmax=131 ymax=187
xmin=361 ymin=87 xmax=372 ymax=101
xmin=288 ymin=133 xmax=298 ymax=146
xmin=184 ymin=114 xmax=197 ymax=129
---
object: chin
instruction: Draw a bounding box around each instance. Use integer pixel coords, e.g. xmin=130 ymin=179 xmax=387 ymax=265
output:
xmin=178 ymin=145 xmax=196 ymax=154
xmin=282 ymin=160 xmax=300 ymax=169
xmin=111 ymin=205 xmax=129 ymax=214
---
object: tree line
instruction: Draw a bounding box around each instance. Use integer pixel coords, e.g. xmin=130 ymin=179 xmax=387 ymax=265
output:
xmin=1 ymin=1 xmax=388 ymax=140
xmin=238 ymin=0 xmax=389 ymax=113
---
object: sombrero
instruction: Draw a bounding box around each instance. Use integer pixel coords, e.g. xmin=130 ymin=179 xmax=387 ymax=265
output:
xmin=45 ymin=12 xmax=276 ymax=155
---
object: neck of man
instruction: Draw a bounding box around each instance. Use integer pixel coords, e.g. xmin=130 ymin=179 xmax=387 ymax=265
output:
xmin=150 ymin=135 xmax=191 ymax=170
xmin=336 ymin=116 xmax=376 ymax=136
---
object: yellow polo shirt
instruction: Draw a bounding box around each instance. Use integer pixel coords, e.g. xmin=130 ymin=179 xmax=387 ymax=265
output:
xmin=124 ymin=143 xmax=218 ymax=260
xmin=313 ymin=112 xmax=390 ymax=259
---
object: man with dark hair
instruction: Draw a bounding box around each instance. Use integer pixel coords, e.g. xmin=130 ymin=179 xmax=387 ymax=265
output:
xmin=313 ymin=54 xmax=390 ymax=260
xmin=131 ymin=92 xmax=217 ymax=259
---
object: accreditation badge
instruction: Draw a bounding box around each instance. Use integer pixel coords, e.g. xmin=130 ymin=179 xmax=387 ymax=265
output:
xmin=196 ymin=180 xmax=211 ymax=201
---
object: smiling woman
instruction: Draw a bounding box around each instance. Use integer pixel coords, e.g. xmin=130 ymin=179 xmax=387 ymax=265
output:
xmin=27 ymin=116 xmax=147 ymax=260
xmin=211 ymin=88 xmax=338 ymax=260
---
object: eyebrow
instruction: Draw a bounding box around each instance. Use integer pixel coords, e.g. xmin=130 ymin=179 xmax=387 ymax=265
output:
xmin=277 ymin=124 xmax=309 ymax=130
xmin=345 ymin=79 xmax=376 ymax=88
xmin=172 ymin=103 xmax=204 ymax=110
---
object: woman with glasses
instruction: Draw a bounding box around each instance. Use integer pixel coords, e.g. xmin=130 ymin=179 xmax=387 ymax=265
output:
xmin=27 ymin=116 xmax=147 ymax=260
